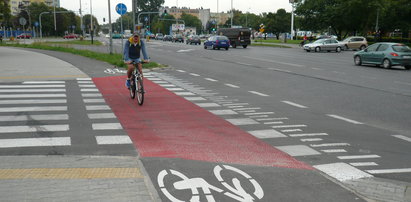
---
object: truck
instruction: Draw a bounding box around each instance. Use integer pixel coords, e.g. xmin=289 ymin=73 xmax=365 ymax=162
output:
xmin=216 ymin=28 xmax=251 ymax=48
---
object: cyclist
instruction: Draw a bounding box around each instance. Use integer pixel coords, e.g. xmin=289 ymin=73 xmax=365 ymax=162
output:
xmin=123 ymin=33 xmax=149 ymax=88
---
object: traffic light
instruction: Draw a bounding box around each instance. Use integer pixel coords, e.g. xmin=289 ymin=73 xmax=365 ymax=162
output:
xmin=164 ymin=10 xmax=168 ymax=16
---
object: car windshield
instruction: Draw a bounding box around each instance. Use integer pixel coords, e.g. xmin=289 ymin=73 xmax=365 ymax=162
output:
xmin=342 ymin=38 xmax=351 ymax=42
xmin=217 ymin=36 xmax=228 ymax=41
xmin=392 ymin=45 xmax=411 ymax=52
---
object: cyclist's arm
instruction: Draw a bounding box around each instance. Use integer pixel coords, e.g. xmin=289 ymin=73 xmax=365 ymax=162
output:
xmin=141 ymin=40 xmax=149 ymax=61
xmin=123 ymin=40 xmax=131 ymax=62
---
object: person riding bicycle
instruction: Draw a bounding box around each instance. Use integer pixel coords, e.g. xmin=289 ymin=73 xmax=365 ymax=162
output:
xmin=123 ymin=33 xmax=149 ymax=88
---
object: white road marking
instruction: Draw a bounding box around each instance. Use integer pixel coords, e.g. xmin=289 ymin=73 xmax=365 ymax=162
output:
xmin=289 ymin=133 xmax=328 ymax=137
xmin=236 ymin=62 xmax=253 ymax=66
xmin=394 ymin=81 xmax=411 ymax=86
xmin=314 ymin=163 xmax=373 ymax=182
xmin=310 ymin=143 xmax=350 ymax=147
xmin=205 ymin=78 xmax=218 ymax=82
xmin=366 ymin=168 xmax=411 ymax=174
xmin=86 ymin=105 xmax=111 ymax=110
xmin=96 ymin=136 xmax=132 ymax=145
xmin=79 ymin=85 xmax=96 ymax=88
xmin=245 ymin=112 xmax=274 ymax=116
xmin=0 ymin=89 xmax=65 ymax=93
xmin=82 ymin=93 xmax=102 ymax=97
xmin=76 ymin=78 xmax=91 ymax=80
xmin=226 ymin=118 xmax=259 ymax=125
xmin=282 ymin=101 xmax=308 ymax=109
xmin=327 ymin=114 xmax=363 ymax=124
xmin=240 ymin=110 xmax=256 ymax=113
xmin=281 ymin=129 xmax=302 ymax=132
xmin=195 ymin=103 xmax=221 ymax=108
xmin=0 ymin=85 xmax=65 ymax=88
xmin=249 ymin=115 xmax=268 ymax=118
xmin=0 ymin=99 xmax=66 ymax=105
xmin=276 ymin=145 xmax=321 ymax=156
xmin=349 ymin=162 xmax=378 ymax=167
xmin=83 ymin=99 xmax=105 ymax=103
xmin=392 ymin=135 xmax=411 ymax=143
xmin=227 ymin=106 xmax=244 ymax=108
xmin=248 ymin=91 xmax=269 ymax=97
xmin=209 ymin=110 xmax=238 ymax=115
xmin=300 ymin=138 xmax=323 ymax=142
xmin=80 ymin=89 xmax=99 ymax=92
xmin=166 ymin=88 xmax=185 ymax=91
xmin=272 ymin=125 xmax=307 ymax=129
xmin=311 ymin=67 xmax=323 ymax=70
xmin=148 ymin=78 xmax=162 ymax=81
xmin=184 ymin=97 xmax=206 ymax=101
xmin=233 ymin=108 xmax=261 ymax=111
xmin=176 ymin=70 xmax=186 ymax=73
xmin=223 ymin=103 xmax=249 ymax=106
xmin=268 ymin=68 xmax=292 ymax=73
xmin=263 ymin=121 xmax=283 ymax=125
xmin=0 ymin=114 xmax=68 ymax=122
xmin=175 ymin=92 xmax=195 ymax=96
xmin=92 ymin=123 xmax=123 ymax=130
xmin=248 ymin=129 xmax=287 ymax=138
xmin=77 ymin=81 xmax=93 ymax=84
xmin=88 ymin=113 xmax=117 ymax=119
xmin=337 ymin=155 xmax=380 ymax=160
xmin=0 ymin=125 xmax=69 ymax=133
xmin=159 ymin=84 xmax=176 ymax=87
xmin=23 ymin=81 xmax=65 ymax=84
xmin=0 ymin=137 xmax=71 ymax=148
xmin=152 ymin=80 xmax=168 ymax=84
xmin=0 ymin=94 xmax=66 ymax=98
xmin=0 ymin=106 xmax=67 ymax=113
xmin=190 ymin=73 xmax=200 ymax=76
xmin=225 ymin=83 xmax=240 ymax=88
xmin=322 ymin=149 xmax=347 ymax=153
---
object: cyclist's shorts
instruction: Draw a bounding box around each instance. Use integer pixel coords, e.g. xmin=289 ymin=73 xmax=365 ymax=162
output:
xmin=124 ymin=58 xmax=142 ymax=64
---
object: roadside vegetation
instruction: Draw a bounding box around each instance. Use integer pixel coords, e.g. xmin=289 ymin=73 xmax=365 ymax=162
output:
xmin=43 ymin=40 xmax=103 ymax=46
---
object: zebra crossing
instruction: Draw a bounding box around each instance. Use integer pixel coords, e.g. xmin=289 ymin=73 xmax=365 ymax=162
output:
xmin=0 ymin=79 xmax=135 ymax=155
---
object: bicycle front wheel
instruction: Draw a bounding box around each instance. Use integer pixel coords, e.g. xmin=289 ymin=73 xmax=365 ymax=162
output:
xmin=129 ymin=78 xmax=136 ymax=99
xmin=136 ymin=76 xmax=144 ymax=105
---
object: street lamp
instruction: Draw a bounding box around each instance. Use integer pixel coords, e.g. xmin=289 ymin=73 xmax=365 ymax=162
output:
xmin=230 ymin=0 xmax=233 ymax=28
xmin=289 ymin=0 xmax=295 ymax=40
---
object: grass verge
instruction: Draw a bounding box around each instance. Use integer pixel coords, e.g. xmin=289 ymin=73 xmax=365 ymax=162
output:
xmin=250 ymin=43 xmax=292 ymax=48
xmin=43 ymin=40 xmax=103 ymax=46
xmin=0 ymin=42 xmax=165 ymax=69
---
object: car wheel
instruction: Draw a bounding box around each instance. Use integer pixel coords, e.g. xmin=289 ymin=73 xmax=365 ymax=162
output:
xmin=405 ymin=66 xmax=411 ymax=70
xmin=345 ymin=45 xmax=349 ymax=50
xmin=360 ymin=45 xmax=366 ymax=50
xmin=204 ymin=45 xmax=207 ymax=49
xmin=306 ymin=50 xmax=310 ymax=52
xmin=336 ymin=47 xmax=342 ymax=53
xmin=212 ymin=45 xmax=216 ymax=50
xmin=315 ymin=47 xmax=321 ymax=52
xmin=382 ymin=59 xmax=392 ymax=69
xmin=225 ymin=47 xmax=229 ymax=50
xmin=218 ymin=47 xmax=221 ymax=50
xmin=354 ymin=56 xmax=362 ymax=66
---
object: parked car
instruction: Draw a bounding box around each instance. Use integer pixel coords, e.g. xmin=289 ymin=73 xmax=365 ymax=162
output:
xmin=186 ymin=35 xmax=201 ymax=45
xmin=172 ymin=34 xmax=184 ymax=43
xmin=163 ymin=35 xmax=173 ymax=41
xmin=340 ymin=36 xmax=368 ymax=50
xmin=112 ymin=33 xmax=122 ymax=39
xmin=155 ymin=33 xmax=164 ymax=40
xmin=204 ymin=36 xmax=230 ymax=50
xmin=303 ymin=38 xmax=343 ymax=52
xmin=354 ymin=43 xmax=411 ymax=70
xmin=63 ymin=34 xmax=78 ymax=39
xmin=16 ymin=33 xmax=32 ymax=39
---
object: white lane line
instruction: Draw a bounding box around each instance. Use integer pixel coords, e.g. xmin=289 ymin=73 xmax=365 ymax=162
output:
xmin=0 ymin=85 xmax=65 ymax=88
xmin=311 ymin=67 xmax=323 ymax=70
xmin=263 ymin=121 xmax=283 ymax=125
xmin=92 ymin=123 xmax=123 ymax=130
xmin=314 ymin=163 xmax=373 ymax=182
xmin=77 ymin=78 xmax=92 ymax=80
xmin=268 ymin=68 xmax=292 ymax=73
xmin=0 ymin=94 xmax=66 ymax=98
xmin=282 ymin=101 xmax=308 ymax=109
xmin=310 ymin=143 xmax=350 ymax=147
xmin=392 ymin=135 xmax=411 ymax=143
xmin=249 ymin=129 xmax=287 ymax=138
xmin=205 ymin=78 xmax=218 ymax=82
xmin=257 ymin=118 xmax=288 ymax=121
xmin=0 ymin=114 xmax=69 ymax=122
xmin=83 ymin=99 xmax=105 ymax=103
xmin=281 ymin=129 xmax=302 ymax=133
xmin=249 ymin=115 xmax=268 ymax=118
xmin=147 ymin=78 xmax=162 ymax=81
xmin=225 ymin=83 xmax=240 ymax=88
xmin=79 ymin=85 xmax=96 ymax=88
xmin=80 ymin=89 xmax=99 ymax=92
xmin=244 ymin=112 xmax=274 ymax=116
xmin=327 ymin=114 xmax=363 ymax=124
xmin=96 ymin=136 xmax=132 ymax=145
xmin=233 ymin=107 xmax=261 ymax=111
xmin=350 ymin=162 xmax=378 ymax=167
xmin=82 ymin=93 xmax=102 ymax=97
xmin=227 ymin=106 xmax=244 ymax=109
xmin=223 ymin=103 xmax=249 ymax=106
xmin=322 ymin=149 xmax=347 ymax=153
xmin=159 ymin=84 xmax=176 ymax=87
xmin=88 ymin=113 xmax=116 ymax=119
xmin=0 ymin=99 xmax=66 ymax=104
xmin=195 ymin=103 xmax=221 ymax=108
xmin=276 ymin=145 xmax=321 ymax=156
xmin=184 ymin=97 xmax=206 ymax=101
xmin=152 ymin=80 xmax=168 ymax=84
xmin=190 ymin=73 xmax=200 ymax=77
xmin=300 ymin=138 xmax=323 ymax=142
xmin=0 ymin=125 xmax=69 ymax=133
xmin=248 ymin=91 xmax=269 ymax=97
xmin=240 ymin=110 xmax=256 ymax=113
xmin=166 ymin=88 xmax=185 ymax=91
xmin=0 ymin=89 xmax=65 ymax=93
xmin=0 ymin=137 xmax=71 ymax=148
xmin=86 ymin=105 xmax=111 ymax=110
xmin=175 ymin=92 xmax=196 ymax=96
xmin=176 ymin=70 xmax=186 ymax=73
xmin=23 ymin=81 xmax=65 ymax=84
xmin=337 ymin=155 xmax=380 ymax=160
xmin=272 ymin=125 xmax=307 ymax=129
xmin=289 ymin=133 xmax=328 ymax=137
xmin=77 ymin=81 xmax=93 ymax=84
xmin=366 ymin=168 xmax=411 ymax=174
xmin=210 ymin=110 xmax=238 ymax=115
xmin=226 ymin=118 xmax=259 ymax=125
xmin=0 ymin=106 xmax=67 ymax=113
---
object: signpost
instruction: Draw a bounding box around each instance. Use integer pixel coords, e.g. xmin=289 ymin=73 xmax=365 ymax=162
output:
xmin=116 ymin=3 xmax=127 ymax=54
xmin=19 ymin=17 xmax=27 ymax=44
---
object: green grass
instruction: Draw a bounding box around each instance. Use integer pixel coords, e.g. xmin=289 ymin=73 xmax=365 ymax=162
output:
xmin=250 ymin=43 xmax=292 ymax=48
xmin=253 ymin=39 xmax=302 ymax=44
xmin=44 ymin=40 xmax=103 ymax=46
xmin=0 ymin=43 xmax=164 ymax=69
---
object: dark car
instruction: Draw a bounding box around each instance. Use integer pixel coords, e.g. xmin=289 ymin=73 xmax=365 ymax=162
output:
xmin=163 ymin=35 xmax=173 ymax=41
xmin=186 ymin=35 xmax=201 ymax=45
xmin=216 ymin=28 xmax=251 ymax=48
xmin=172 ymin=34 xmax=184 ymax=43
xmin=17 ymin=33 xmax=32 ymax=39
xmin=354 ymin=43 xmax=411 ymax=70
xmin=204 ymin=36 xmax=230 ymax=50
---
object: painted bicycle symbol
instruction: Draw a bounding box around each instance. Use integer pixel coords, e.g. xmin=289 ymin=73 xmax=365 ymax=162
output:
xmin=104 ymin=67 xmax=127 ymax=74
xmin=157 ymin=165 xmax=264 ymax=202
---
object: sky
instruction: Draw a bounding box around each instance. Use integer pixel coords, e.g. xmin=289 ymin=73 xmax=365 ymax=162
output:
xmin=60 ymin=0 xmax=293 ymax=25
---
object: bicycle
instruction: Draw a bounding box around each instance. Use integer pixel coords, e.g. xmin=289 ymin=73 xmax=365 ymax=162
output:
xmin=129 ymin=60 xmax=147 ymax=105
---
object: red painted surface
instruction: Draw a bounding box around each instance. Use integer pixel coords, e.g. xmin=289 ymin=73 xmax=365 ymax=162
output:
xmin=93 ymin=75 xmax=313 ymax=170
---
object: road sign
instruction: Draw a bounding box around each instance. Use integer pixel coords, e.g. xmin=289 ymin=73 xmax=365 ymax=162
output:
xmin=115 ymin=3 xmax=127 ymax=15
xmin=19 ymin=17 xmax=27 ymax=26
xmin=144 ymin=17 xmax=148 ymax=22
xmin=34 ymin=22 xmax=39 ymax=27
xmin=172 ymin=24 xmax=185 ymax=31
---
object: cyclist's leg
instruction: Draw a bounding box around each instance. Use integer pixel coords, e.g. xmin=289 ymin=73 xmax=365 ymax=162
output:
xmin=126 ymin=63 xmax=135 ymax=79
xmin=137 ymin=62 xmax=143 ymax=78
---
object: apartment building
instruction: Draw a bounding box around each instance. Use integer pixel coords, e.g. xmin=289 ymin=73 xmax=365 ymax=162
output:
xmin=10 ymin=0 xmax=59 ymax=15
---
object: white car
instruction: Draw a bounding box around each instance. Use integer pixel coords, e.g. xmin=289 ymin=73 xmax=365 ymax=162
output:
xmin=303 ymin=38 xmax=343 ymax=53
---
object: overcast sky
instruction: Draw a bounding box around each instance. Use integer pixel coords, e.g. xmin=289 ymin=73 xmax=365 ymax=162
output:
xmin=60 ymin=0 xmax=292 ymax=24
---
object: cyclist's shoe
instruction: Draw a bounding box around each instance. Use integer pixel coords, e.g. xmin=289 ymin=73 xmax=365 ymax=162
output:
xmin=125 ymin=79 xmax=131 ymax=89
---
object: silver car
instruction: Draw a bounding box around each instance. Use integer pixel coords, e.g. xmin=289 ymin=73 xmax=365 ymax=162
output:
xmin=303 ymin=38 xmax=343 ymax=53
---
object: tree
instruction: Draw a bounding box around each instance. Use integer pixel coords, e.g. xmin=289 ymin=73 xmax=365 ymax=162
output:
xmin=180 ymin=12 xmax=202 ymax=34
xmin=152 ymin=14 xmax=175 ymax=34
xmin=83 ymin=14 xmax=100 ymax=36
xmin=137 ymin=0 xmax=165 ymax=12
xmin=0 ymin=0 xmax=12 ymax=27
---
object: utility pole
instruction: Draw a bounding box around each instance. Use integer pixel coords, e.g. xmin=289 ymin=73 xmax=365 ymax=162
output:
xmin=53 ymin=0 xmax=57 ymax=31
xmin=108 ymin=0 xmax=113 ymax=54
xmin=290 ymin=0 xmax=295 ymax=40
xmin=230 ymin=0 xmax=233 ymax=28
xmin=132 ymin=0 xmax=136 ymax=32
xmin=79 ymin=0 xmax=85 ymax=36
xmin=90 ymin=0 xmax=93 ymax=44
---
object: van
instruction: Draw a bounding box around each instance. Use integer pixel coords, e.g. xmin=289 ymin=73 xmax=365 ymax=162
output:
xmin=216 ymin=28 xmax=251 ymax=48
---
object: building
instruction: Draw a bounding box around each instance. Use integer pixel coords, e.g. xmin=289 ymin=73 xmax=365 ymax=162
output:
xmin=210 ymin=12 xmax=230 ymax=26
xmin=160 ymin=6 xmax=210 ymax=31
xmin=10 ymin=0 xmax=59 ymax=15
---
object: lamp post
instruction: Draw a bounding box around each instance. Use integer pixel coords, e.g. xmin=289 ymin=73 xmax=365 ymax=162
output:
xmin=289 ymin=0 xmax=295 ymax=40
xmin=53 ymin=0 xmax=56 ymax=31
xmin=230 ymin=0 xmax=233 ymax=28
xmin=90 ymin=0 xmax=93 ymax=44
xmin=108 ymin=0 xmax=113 ymax=54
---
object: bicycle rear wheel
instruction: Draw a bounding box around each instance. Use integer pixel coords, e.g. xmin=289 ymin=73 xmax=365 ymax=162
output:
xmin=136 ymin=76 xmax=144 ymax=105
xmin=129 ymin=77 xmax=136 ymax=99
